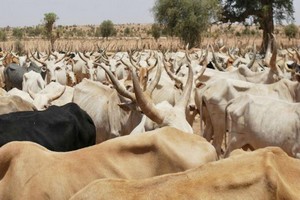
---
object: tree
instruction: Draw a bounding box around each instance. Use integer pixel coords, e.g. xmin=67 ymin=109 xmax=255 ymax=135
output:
xmin=150 ymin=23 xmax=161 ymax=41
xmin=284 ymin=23 xmax=298 ymax=40
xmin=0 ymin=30 xmax=7 ymax=42
xmin=12 ymin=28 xmax=24 ymax=40
xmin=43 ymin=12 xmax=59 ymax=50
xmin=221 ymin=0 xmax=294 ymax=53
xmin=152 ymin=0 xmax=219 ymax=48
xmin=99 ymin=20 xmax=116 ymax=38
xmin=124 ymin=27 xmax=131 ymax=36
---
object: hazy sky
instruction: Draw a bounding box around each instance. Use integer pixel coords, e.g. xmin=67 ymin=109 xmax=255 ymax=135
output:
xmin=0 ymin=0 xmax=299 ymax=27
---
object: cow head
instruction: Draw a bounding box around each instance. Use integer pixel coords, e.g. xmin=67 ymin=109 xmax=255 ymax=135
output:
xmin=131 ymin=58 xmax=194 ymax=134
xmin=28 ymin=82 xmax=66 ymax=110
xmin=30 ymin=51 xmax=69 ymax=84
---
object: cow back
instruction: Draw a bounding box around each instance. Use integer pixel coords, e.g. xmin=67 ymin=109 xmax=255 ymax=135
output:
xmin=0 ymin=102 xmax=96 ymax=151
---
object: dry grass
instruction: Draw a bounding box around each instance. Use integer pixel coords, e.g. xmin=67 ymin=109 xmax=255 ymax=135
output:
xmin=1 ymin=23 xmax=299 ymax=53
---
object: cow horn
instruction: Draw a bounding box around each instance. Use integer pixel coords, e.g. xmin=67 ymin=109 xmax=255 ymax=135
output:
xmin=227 ymin=49 xmax=236 ymax=60
xmin=51 ymin=52 xmax=58 ymax=60
xmin=293 ymin=48 xmax=300 ymax=63
xmin=55 ymin=52 xmax=68 ymax=64
xmin=30 ymin=50 xmax=46 ymax=66
xmin=83 ymin=51 xmax=90 ymax=59
xmin=147 ymin=54 xmax=158 ymax=72
xmin=246 ymin=44 xmax=256 ymax=69
xmin=194 ymin=61 xmax=207 ymax=82
xmin=268 ymin=36 xmax=278 ymax=71
xmin=146 ymin=57 xmax=162 ymax=95
xmin=145 ymin=51 xmax=152 ymax=64
xmin=78 ymin=52 xmax=88 ymax=63
xmin=95 ymin=62 xmax=136 ymax=101
xmin=163 ymin=57 xmax=183 ymax=89
xmin=284 ymin=63 xmax=295 ymax=73
xmin=48 ymin=86 xmax=66 ymax=101
xmin=128 ymin=52 xmax=140 ymax=71
xmin=175 ymin=62 xmax=193 ymax=109
xmin=264 ymin=34 xmax=272 ymax=65
xmin=132 ymin=68 xmax=164 ymax=124
xmin=199 ymin=48 xmax=208 ymax=65
xmin=120 ymin=57 xmax=133 ymax=70
xmin=210 ymin=45 xmax=226 ymax=71
xmin=28 ymin=87 xmax=36 ymax=100
xmin=98 ymin=52 xmax=109 ymax=65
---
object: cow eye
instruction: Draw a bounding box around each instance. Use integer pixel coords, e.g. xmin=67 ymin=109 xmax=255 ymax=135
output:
xmin=55 ymin=67 xmax=61 ymax=71
xmin=116 ymin=62 xmax=121 ymax=67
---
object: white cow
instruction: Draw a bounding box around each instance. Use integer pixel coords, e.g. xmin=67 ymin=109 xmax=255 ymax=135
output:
xmin=27 ymin=82 xmax=67 ymax=110
xmin=22 ymin=70 xmax=45 ymax=93
xmin=198 ymin=77 xmax=300 ymax=156
xmin=225 ymin=93 xmax=300 ymax=158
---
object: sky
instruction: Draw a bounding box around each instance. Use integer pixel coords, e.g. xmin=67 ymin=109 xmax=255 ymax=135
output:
xmin=0 ymin=0 xmax=299 ymax=27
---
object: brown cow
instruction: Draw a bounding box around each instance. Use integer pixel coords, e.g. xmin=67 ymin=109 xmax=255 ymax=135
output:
xmin=70 ymin=147 xmax=300 ymax=200
xmin=0 ymin=127 xmax=216 ymax=200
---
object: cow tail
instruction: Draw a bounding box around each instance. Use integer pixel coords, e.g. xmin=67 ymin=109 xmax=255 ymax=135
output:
xmin=224 ymin=100 xmax=233 ymax=150
xmin=200 ymin=95 xmax=204 ymax=136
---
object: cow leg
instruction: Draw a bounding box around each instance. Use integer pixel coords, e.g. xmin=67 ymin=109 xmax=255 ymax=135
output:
xmin=212 ymin=126 xmax=225 ymax=157
xmin=203 ymin=123 xmax=213 ymax=142
xmin=224 ymin=133 xmax=247 ymax=158
xmin=201 ymin=105 xmax=213 ymax=140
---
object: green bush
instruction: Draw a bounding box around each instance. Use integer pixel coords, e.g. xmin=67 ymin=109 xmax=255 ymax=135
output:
xmin=284 ymin=23 xmax=298 ymax=40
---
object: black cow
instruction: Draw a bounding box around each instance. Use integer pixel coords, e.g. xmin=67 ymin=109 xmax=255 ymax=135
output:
xmin=0 ymin=103 xmax=96 ymax=151
xmin=4 ymin=61 xmax=46 ymax=91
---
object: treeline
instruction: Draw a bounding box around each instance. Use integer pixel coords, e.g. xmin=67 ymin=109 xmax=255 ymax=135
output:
xmin=0 ymin=22 xmax=158 ymax=41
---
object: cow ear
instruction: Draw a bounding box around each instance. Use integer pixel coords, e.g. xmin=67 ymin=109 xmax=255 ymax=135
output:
xmin=41 ymin=66 xmax=47 ymax=72
xmin=118 ymin=102 xmax=136 ymax=112
xmin=196 ymin=81 xmax=206 ymax=89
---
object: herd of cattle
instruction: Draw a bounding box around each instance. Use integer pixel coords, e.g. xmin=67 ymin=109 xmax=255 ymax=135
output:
xmin=1 ymin=36 xmax=300 ymax=199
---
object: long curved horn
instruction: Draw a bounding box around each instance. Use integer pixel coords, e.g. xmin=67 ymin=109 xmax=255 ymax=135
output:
xmin=210 ymin=45 xmax=226 ymax=71
xmin=146 ymin=55 xmax=158 ymax=72
xmin=94 ymin=62 xmax=136 ymax=101
xmin=83 ymin=50 xmax=90 ymax=59
xmin=78 ymin=52 xmax=88 ymax=63
xmin=98 ymin=52 xmax=109 ymax=64
xmin=199 ymin=48 xmax=208 ymax=65
xmin=55 ymin=52 xmax=68 ymax=64
xmin=132 ymin=68 xmax=164 ymax=124
xmin=284 ymin=62 xmax=296 ymax=73
xmin=163 ymin=57 xmax=183 ymax=89
xmin=48 ymin=86 xmax=66 ymax=101
xmin=264 ymin=34 xmax=272 ymax=64
xmin=146 ymin=58 xmax=161 ymax=95
xmin=51 ymin=52 xmax=58 ymax=60
xmin=194 ymin=62 xmax=207 ymax=82
xmin=246 ymin=44 xmax=256 ymax=69
xmin=175 ymin=62 xmax=193 ymax=109
xmin=227 ymin=48 xmax=236 ymax=60
xmin=145 ymin=51 xmax=153 ymax=66
xmin=283 ymin=54 xmax=296 ymax=73
xmin=293 ymin=48 xmax=300 ymax=63
xmin=30 ymin=50 xmax=46 ymax=66
xmin=28 ymin=87 xmax=36 ymax=100
xmin=268 ymin=36 xmax=277 ymax=71
xmin=120 ymin=57 xmax=133 ymax=70
xmin=128 ymin=52 xmax=140 ymax=71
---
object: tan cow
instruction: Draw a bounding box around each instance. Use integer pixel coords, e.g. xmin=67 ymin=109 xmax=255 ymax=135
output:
xmin=0 ymin=127 xmax=217 ymax=200
xmin=0 ymin=95 xmax=35 ymax=115
xmin=70 ymin=147 xmax=300 ymax=200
